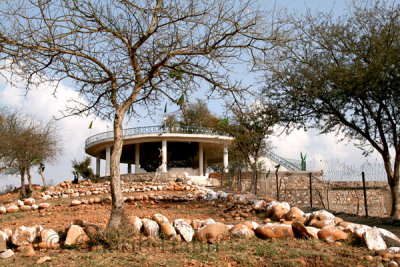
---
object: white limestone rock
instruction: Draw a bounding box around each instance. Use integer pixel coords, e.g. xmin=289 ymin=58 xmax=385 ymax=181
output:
xmin=173 ymin=219 xmax=194 ymax=242
xmin=142 ymin=218 xmax=160 ymax=238
xmin=363 ymin=226 xmax=387 ymax=251
xmin=0 ymin=249 xmax=14 ymax=259
xmin=379 ymin=228 xmax=400 ymax=248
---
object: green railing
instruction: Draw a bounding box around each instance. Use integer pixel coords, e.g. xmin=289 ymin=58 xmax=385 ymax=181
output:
xmin=85 ymin=125 xmax=229 ymax=149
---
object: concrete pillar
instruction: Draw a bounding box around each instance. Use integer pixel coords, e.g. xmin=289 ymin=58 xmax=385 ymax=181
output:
xmin=162 ymin=139 xmax=167 ymax=172
xmin=128 ymin=163 xmax=131 ymax=174
xmin=199 ymin=143 xmax=204 ymax=176
xmin=135 ymin=144 xmax=140 ymax=173
xmin=223 ymin=144 xmax=229 ymax=173
xmin=96 ymin=156 xmax=100 ymax=176
xmin=204 ymin=149 xmax=208 ymax=175
xmin=105 ymin=146 xmax=111 ymax=176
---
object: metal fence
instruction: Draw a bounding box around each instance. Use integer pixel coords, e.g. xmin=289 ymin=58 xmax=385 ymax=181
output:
xmin=307 ymin=159 xmax=388 ymax=182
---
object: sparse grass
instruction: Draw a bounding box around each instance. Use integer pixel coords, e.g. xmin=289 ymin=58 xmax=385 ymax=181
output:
xmin=0 ymin=236 xmax=373 ymax=267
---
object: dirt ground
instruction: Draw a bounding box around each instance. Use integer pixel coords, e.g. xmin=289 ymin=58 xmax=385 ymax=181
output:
xmin=0 ymin=186 xmax=395 ymax=266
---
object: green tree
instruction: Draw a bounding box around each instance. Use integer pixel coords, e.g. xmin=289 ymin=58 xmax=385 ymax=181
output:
xmin=72 ymin=157 xmax=95 ymax=182
xmin=0 ymin=107 xmax=61 ymax=197
xmin=264 ymin=1 xmax=400 ymax=218
xmin=223 ymin=101 xmax=280 ymax=194
xmin=0 ymin=0 xmax=282 ymax=229
xmin=165 ymin=99 xmax=221 ymax=128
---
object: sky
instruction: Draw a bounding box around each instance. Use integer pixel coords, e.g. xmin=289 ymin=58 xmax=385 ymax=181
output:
xmin=0 ymin=0 xmax=391 ymax=190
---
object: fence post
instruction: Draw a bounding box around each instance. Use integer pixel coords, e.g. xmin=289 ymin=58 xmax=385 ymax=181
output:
xmin=275 ymin=171 xmax=279 ymax=201
xmin=239 ymin=170 xmax=242 ymax=192
xmin=362 ymin=172 xmax=368 ymax=217
xmin=309 ymin=172 xmax=313 ymax=208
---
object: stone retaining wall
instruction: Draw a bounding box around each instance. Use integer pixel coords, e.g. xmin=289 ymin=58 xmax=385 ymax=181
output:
xmin=216 ymin=171 xmax=392 ymax=217
xmin=110 ymin=172 xmax=187 ymax=183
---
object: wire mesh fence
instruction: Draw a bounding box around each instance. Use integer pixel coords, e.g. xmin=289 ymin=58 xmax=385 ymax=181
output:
xmin=307 ymin=159 xmax=388 ymax=182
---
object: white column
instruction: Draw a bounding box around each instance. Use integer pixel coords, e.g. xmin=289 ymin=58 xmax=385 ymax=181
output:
xmin=96 ymin=156 xmax=100 ymax=176
xmin=162 ymin=139 xmax=167 ymax=172
xmin=204 ymin=149 xmax=208 ymax=175
xmin=199 ymin=143 xmax=203 ymax=176
xmin=135 ymin=144 xmax=140 ymax=173
xmin=128 ymin=163 xmax=131 ymax=174
xmin=223 ymin=144 xmax=229 ymax=173
xmin=105 ymin=146 xmax=111 ymax=176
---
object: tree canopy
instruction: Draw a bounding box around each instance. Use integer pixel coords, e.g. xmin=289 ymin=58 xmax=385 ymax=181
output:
xmin=72 ymin=157 xmax=95 ymax=182
xmin=0 ymin=107 xmax=61 ymax=197
xmin=263 ymin=1 xmax=400 ymax=218
xmin=0 ymin=0 xmax=282 ymax=229
xmin=164 ymin=99 xmax=221 ymax=128
xmin=222 ymin=101 xmax=280 ymax=193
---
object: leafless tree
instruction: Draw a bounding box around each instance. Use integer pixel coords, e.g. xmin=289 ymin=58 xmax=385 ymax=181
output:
xmin=0 ymin=0 xmax=287 ymax=229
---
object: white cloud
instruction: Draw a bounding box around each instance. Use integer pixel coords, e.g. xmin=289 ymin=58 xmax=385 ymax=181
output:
xmin=0 ymin=71 xmax=110 ymax=189
xmin=269 ymin=127 xmax=381 ymax=167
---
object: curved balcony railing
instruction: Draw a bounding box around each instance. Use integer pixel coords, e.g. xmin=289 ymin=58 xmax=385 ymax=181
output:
xmin=85 ymin=125 xmax=230 ymax=149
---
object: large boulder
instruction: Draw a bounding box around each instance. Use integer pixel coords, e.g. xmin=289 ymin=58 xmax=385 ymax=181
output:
xmin=65 ymin=225 xmax=90 ymax=246
xmin=363 ymin=227 xmax=387 ymax=251
xmin=266 ymin=202 xmax=290 ymax=221
xmin=71 ymin=200 xmax=81 ymax=206
xmin=142 ymin=218 xmax=160 ymax=238
xmin=127 ymin=216 xmax=143 ymax=234
xmin=173 ymin=219 xmax=194 ymax=242
xmin=292 ymin=221 xmax=318 ymax=239
xmin=24 ymin=198 xmax=35 ymax=206
xmin=38 ymin=203 xmax=51 ymax=209
xmin=229 ymin=224 xmax=254 ymax=238
xmin=0 ymin=249 xmax=14 ymax=259
xmin=203 ymin=218 xmax=216 ymax=226
xmin=195 ymin=223 xmax=229 ymax=243
xmin=160 ymin=222 xmax=176 ymax=238
xmin=310 ymin=210 xmax=335 ymax=221
xmin=255 ymin=224 xmax=294 ymax=239
xmin=252 ymin=200 xmax=267 ymax=211
xmin=0 ymin=231 xmax=7 ymax=252
xmin=191 ymin=219 xmax=203 ymax=231
xmin=341 ymin=223 xmax=371 ymax=240
xmin=308 ymin=219 xmax=335 ymax=229
xmin=317 ymin=228 xmax=348 ymax=242
xmin=20 ymin=206 xmax=32 ymax=212
xmin=285 ymin=207 xmax=306 ymax=222
xmin=0 ymin=207 xmax=6 ymax=214
xmin=152 ymin=214 xmax=169 ymax=225
xmin=379 ymin=228 xmax=400 ymax=248
xmin=243 ymin=221 xmax=259 ymax=230
xmin=40 ymin=229 xmax=59 ymax=246
xmin=11 ymin=225 xmax=42 ymax=246
xmin=7 ymin=205 xmax=19 ymax=213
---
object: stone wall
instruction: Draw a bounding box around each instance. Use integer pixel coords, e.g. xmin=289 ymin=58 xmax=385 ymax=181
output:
xmin=112 ymin=172 xmax=187 ymax=183
xmin=215 ymin=171 xmax=392 ymax=217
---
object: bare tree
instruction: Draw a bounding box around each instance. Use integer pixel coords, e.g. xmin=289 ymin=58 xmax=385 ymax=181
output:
xmin=0 ymin=0 xmax=285 ymax=229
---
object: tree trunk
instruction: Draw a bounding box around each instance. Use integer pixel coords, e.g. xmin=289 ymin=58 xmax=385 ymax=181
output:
xmin=106 ymin=109 xmax=125 ymax=231
xmin=382 ymin=152 xmax=400 ymax=219
xmin=27 ymin=168 xmax=32 ymax=192
xmin=20 ymin=168 xmax=26 ymax=198
xmin=250 ymin=162 xmax=258 ymax=194
xmin=40 ymin=167 xmax=47 ymax=189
